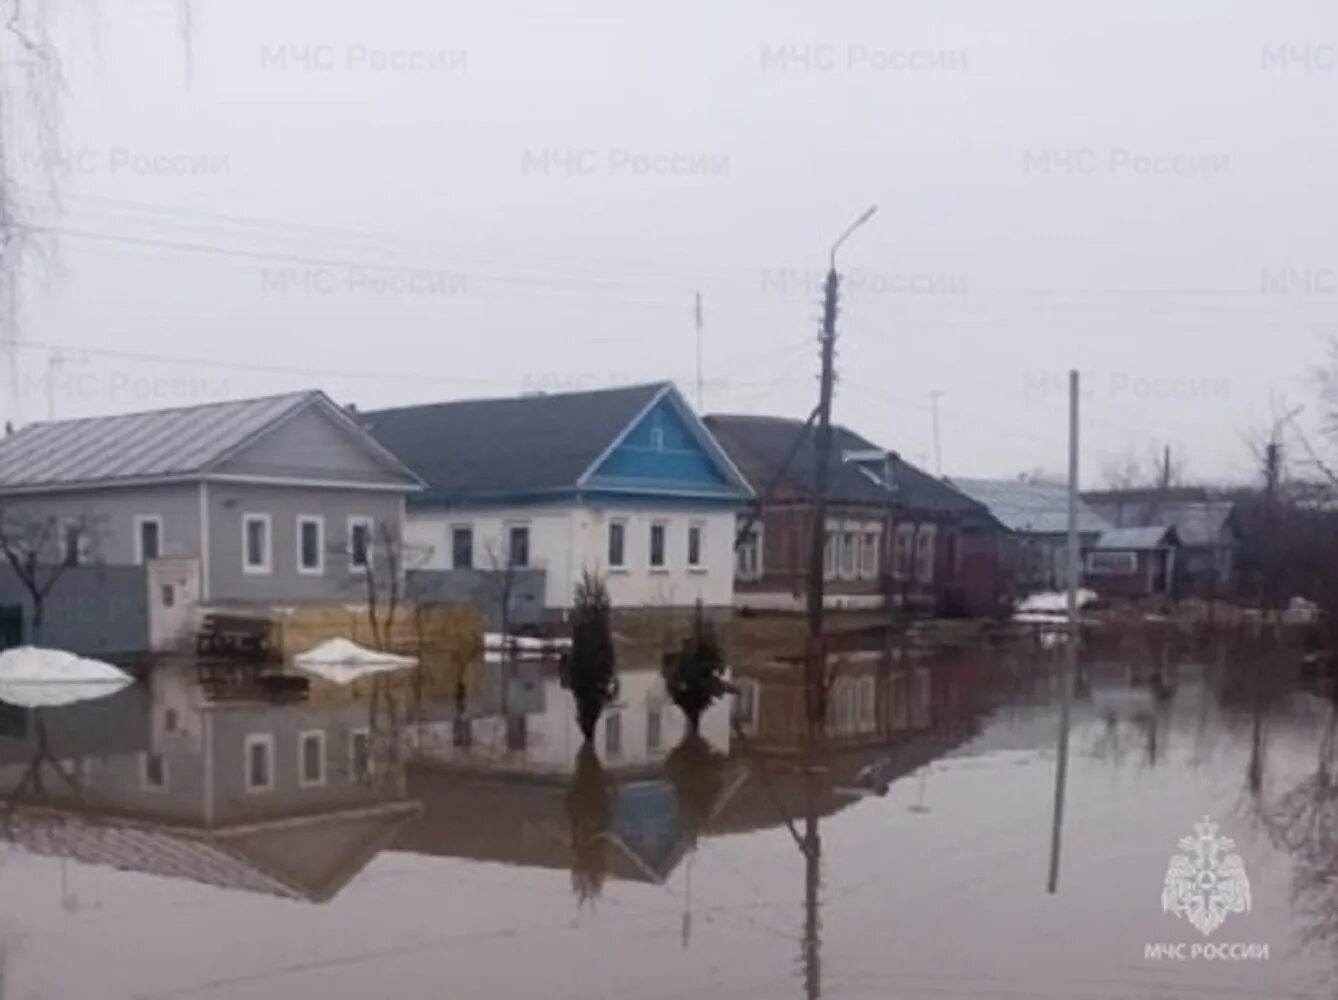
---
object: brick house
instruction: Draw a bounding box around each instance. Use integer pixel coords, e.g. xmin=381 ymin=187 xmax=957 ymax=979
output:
xmin=702 ymin=415 xmax=1006 ymax=616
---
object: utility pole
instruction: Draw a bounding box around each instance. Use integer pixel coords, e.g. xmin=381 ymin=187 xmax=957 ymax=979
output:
xmin=694 ymin=292 xmax=704 ymax=410
xmin=1047 ymin=368 xmax=1079 ymax=894
xmin=928 ymin=390 xmax=944 ymax=475
xmin=805 ymin=206 xmax=877 ymax=727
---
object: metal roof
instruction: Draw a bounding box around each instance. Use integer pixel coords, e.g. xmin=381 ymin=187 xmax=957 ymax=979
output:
xmin=1087 ymin=498 xmax=1236 ymax=547
xmin=1095 ymin=525 xmax=1177 ymax=550
xmin=0 ymin=391 xmax=315 ymax=490
xmin=948 ymin=477 xmax=1110 ymax=534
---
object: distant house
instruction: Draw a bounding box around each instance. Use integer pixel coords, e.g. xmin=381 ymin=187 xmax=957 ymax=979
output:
xmin=703 ymin=415 xmax=1005 ymax=616
xmin=1086 ymin=525 xmax=1179 ymax=599
xmin=948 ymin=477 xmax=1110 ymax=595
xmin=0 ymin=391 xmax=423 ymax=652
xmin=1084 ymin=490 xmax=1239 ymax=597
xmin=362 ymin=383 xmax=752 ymax=619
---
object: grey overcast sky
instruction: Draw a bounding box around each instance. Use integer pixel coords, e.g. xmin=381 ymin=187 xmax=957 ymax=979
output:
xmin=3 ymin=0 xmax=1335 ymax=485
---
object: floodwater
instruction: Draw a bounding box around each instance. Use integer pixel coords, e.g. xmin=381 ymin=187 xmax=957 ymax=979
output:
xmin=1 ymin=638 xmax=1336 ymax=999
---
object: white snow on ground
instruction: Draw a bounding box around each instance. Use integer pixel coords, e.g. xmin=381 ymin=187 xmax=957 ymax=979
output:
xmin=0 ymin=646 xmax=133 ymax=708
xmin=1015 ymin=589 xmax=1097 ymax=614
xmin=292 ymin=638 xmax=417 ymax=685
xmin=483 ymin=633 xmax=570 ymax=652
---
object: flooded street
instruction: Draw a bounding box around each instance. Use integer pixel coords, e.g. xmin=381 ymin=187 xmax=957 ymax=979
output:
xmin=2 ymin=641 xmax=1336 ymax=999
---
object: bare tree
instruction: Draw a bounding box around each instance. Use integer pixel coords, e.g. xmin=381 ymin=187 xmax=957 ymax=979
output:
xmin=0 ymin=509 xmax=97 ymax=642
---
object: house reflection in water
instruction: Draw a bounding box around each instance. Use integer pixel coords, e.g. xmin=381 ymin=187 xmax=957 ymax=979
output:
xmin=0 ymin=665 xmax=421 ymax=904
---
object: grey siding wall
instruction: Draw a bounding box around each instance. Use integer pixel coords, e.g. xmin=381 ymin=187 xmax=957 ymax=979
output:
xmin=205 ymin=481 xmax=404 ymax=604
xmin=215 ymin=406 xmax=406 ymax=484
xmin=0 ymin=564 xmax=149 ymax=655
xmin=0 ymin=483 xmax=201 ymax=566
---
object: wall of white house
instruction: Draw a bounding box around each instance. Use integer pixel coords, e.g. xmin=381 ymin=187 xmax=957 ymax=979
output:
xmin=406 ymin=501 xmax=737 ymax=610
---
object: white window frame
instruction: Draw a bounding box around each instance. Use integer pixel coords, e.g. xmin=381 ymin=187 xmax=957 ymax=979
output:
xmin=450 ymin=524 xmax=474 ymax=570
xmin=823 ymin=529 xmax=838 ymax=581
xmin=893 ymin=524 xmax=916 ymax=581
xmin=242 ymin=513 xmax=272 ymax=576
xmin=298 ymin=729 xmax=327 ymax=788
xmin=915 ymin=525 xmax=937 ymax=584
xmin=506 ymin=522 xmax=531 ymax=569
xmin=646 ymin=704 xmax=663 ymax=752
xmin=605 ymin=711 xmax=623 ymax=756
xmin=687 ymin=520 xmax=706 ymax=571
xmin=840 ymin=530 xmax=858 ymax=580
xmin=350 ymin=727 xmax=372 ymax=779
xmin=244 ymin=733 xmax=276 ymax=793
xmin=59 ymin=518 xmax=87 ymax=567
xmin=140 ymin=751 xmax=169 ymax=792
xmin=347 ymin=516 xmax=374 ymax=574
xmin=608 ymin=518 xmax=627 ymax=571
xmin=648 ymin=521 xmax=667 ymax=571
xmin=860 ymin=529 xmax=880 ymax=580
xmin=134 ymin=515 xmax=163 ymax=565
xmin=1087 ymin=550 xmax=1138 ymax=575
xmin=296 ymin=515 xmax=324 ymax=576
xmin=736 ymin=524 xmax=764 ymax=581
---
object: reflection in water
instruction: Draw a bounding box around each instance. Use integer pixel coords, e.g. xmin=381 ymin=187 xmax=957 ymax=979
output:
xmin=2 ymin=640 xmax=1338 ymax=997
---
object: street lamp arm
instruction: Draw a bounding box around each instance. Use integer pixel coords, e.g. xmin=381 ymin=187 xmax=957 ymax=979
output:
xmin=829 ymin=205 xmax=878 ymax=270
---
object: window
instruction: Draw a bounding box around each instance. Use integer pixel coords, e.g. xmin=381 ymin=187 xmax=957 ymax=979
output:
xmin=506 ymin=714 xmax=528 ymax=751
xmin=164 ymin=709 xmax=178 ymax=733
xmin=841 ymin=531 xmax=858 ymax=580
xmin=299 ymin=730 xmax=326 ymax=787
xmin=135 ymin=515 xmax=162 ymax=564
xmin=608 ymin=520 xmax=626 ymax=569
xmin=649 ymin=522 xmax=666 ymax=569
xmin=860 ymin=531 xmax=880 ymax=579
xmin=245 ymin=734 xmax=275 ymax=793
xmin=649 ymin=421 xmax=666 ymax=450
xmin=1087 ymin=550 xmax=1138 ymax=575
xmin=141 ymin=752 xmax=168 ymax=792
xmin=243 ymin=514 xmax=271 ymax=574
xmin=915 ymin=525 xmax=937 ymax=584
xmin=451 ymin=526 xmax=473 ymax=569
xmin=348 ymin=517 xmax=373 ymax=572
xmin=508 ymin=525 xmax=530 ymax=568
xmin=160 ymin=584 xmax=175 ymax=608
xmin=647 ymin=706 xmax=662 ymax=751
xmin=605 ymin=711 xmax=622 ymax=756
xmin=823 ymin=529 xmax=838 ymax=580
xmin=687 ymin=522 xmax=704 ymax=569
xmin=61 ymin=520 xmax=83 ymax=567
xmin=350 ymin=728 xmax=371 ymax=778
xmin=893 ymin=524 xmax=916 ymax=581
xmin=736 ymin=525 xmax=763 ymax=581
xmin=297 ymin=516 xmax=324 ymax=575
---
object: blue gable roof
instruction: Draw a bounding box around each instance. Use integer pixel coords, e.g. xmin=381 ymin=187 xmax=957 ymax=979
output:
xmin=584 ymin=394 xmax=740 ymax=499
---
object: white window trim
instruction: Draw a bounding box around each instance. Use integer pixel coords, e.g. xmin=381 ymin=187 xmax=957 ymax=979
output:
xmin=916 ymin=524 xmax=937 ymax=584
xmin=736 ymin=524 xmax=764 ymax=581
xmin=506 ymin=522 xmax=531 ymax=569
xmin=298 ymin=729 xmax=327 ymax=788
xmin=648 ymin=521 xmax=668 ymax=572
xmin=242 ymin=513 xmax=272 ymax=576
xmin=860 ymin=529 xmax=880 ymax=580
xmin=608 ymin=518 xmax=628 ymax=572
xmin=59 ymin=517 xmax=87 ymax=566
xmin=350 ymin=726 xmax=372 ymax=778
xmin=687 ymin=520 xmax=706 ymax=572
xmin=449 ymin=523 xmax=474 ymax=570
xmin=296 ymin=515 xmax=324 ymax=576
xmin=244 ymin=733 xmax=276 ymax=793
xmin=347 ymin=516 xmax=374 ymax=574
xmin=139 ymin=751 xmax=168 ymax=792
xmin=133 ymin=515 xmax=163 ymax=566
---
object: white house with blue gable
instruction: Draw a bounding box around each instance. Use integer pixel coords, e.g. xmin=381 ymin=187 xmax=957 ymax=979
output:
xmin=362 ymin=383 xmax=753 ymax=615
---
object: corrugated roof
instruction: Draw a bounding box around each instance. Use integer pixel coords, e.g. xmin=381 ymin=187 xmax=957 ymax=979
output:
xmin=0 ymin=392 xmax=314 ymax=489
xmin=702 ymin=414 xmax=987 ymax=516
xmin=949 ymin=477 xmax=1110 ymax=534
xmin=1095 ymin=525 xmax=1177 ymax=550
xmin=1087 ymin=498 xmax=1235 ymax=547
xmin=362 ymin=382 xmax=675 ymax=504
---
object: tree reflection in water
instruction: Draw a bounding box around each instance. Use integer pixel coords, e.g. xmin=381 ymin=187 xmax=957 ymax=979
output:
xmin=566 ymin=743 xmax=613 ymax=905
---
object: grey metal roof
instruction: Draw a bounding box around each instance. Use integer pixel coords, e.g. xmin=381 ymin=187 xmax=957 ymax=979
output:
xmin=1095 ymin=525 xmax=1177 ymax=550
xmin=948 ymin=477 xmax=1110 ymax=535
xmin=364 ymin=382 xmax=726 ymax=505
xmin=1087 ymin=498 xmax=1235 ymax=547
xmin=0 ymin=392 xmax=315 ymax=489
xmin=703 ymin=414 xmax=989 ymax=517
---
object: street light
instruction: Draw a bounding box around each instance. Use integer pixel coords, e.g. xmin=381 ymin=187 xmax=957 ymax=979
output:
xmin=829 ymin=205 xmax=879 ymax=271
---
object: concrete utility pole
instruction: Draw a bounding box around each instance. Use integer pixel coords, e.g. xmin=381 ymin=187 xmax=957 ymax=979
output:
xmin=805 ymin=206 xmax=877 ymax=724
xmin=1047 ymin=368 xmax=1079 ymax=894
